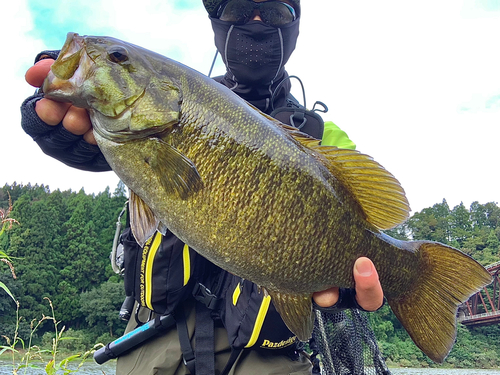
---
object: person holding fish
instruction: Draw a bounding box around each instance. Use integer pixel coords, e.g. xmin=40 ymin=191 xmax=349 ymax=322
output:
xmin=21 ymin=1 xmax=401 ymax=374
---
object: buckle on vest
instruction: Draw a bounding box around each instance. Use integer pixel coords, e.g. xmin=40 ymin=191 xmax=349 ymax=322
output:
xmin=193 ymin=283 xmax=221 ymax=310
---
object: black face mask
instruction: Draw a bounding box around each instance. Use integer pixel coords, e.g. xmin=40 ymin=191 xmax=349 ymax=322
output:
xmin=211 ymin=17 xmax=300 ymax=86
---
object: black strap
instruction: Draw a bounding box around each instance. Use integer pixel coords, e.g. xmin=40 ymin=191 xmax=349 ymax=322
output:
xmin=175 ymin=307 xmax=196 ymax=374
xmin=193 ymin=282 xmax=222 ymax=310
xmin=195 ymin=302 xmax=215 ymax=375
xmin=175 ymin=302 xmax=217 ymax=375
xmin=103 ymin=342 xmax=118 ymax=360
xmin=220 ymin=348 xmax=244 ymax=375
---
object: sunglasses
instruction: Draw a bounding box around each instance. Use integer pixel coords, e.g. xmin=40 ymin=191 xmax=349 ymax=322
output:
xmin=217 ymin=0 xmax=297 ymax=27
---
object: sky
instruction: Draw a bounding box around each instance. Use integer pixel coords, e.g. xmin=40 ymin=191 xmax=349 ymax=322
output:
xmin=2 ymin=0 xmax=499 ymax=214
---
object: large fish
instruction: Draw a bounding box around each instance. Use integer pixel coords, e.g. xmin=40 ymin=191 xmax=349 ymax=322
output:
xmin=43 ymin=33 xmax=491 ymax=363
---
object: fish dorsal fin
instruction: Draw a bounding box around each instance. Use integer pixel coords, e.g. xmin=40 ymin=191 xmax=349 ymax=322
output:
xmin=266 ymin=290 xmax=315 ymax=341
xmin=129 ymin=189 xmax=159 ymax=247
xmin=260 ymin=108 xmax=410 ymax=229
xmin=318 ymin=147 xmax=410 ymax=229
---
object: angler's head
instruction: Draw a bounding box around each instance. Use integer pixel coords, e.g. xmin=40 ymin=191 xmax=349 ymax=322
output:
xmin=43 ymin=33 xmax=180 ymax=140
xmin=204 ymin=0 xmax=300 ymax=86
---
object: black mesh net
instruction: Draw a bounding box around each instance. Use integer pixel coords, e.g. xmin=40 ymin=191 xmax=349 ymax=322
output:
xmin=311 ymin=309 xmax=391 ymax=375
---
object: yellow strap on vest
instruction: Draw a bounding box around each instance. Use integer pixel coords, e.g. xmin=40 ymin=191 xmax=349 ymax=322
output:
xmin=183 ymin=244 xmax=191 ymax=286
xmin=245 ymin=295 xmax=271 ymax=348
xmin=232 ymin=283 xmax=242 ymax=306
xmin=144 ymin=232 xmax=162 ymax=310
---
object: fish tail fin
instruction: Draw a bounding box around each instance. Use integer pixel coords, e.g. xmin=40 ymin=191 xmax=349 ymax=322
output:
xmin=386 ymin=241 xmax=492 ymax=363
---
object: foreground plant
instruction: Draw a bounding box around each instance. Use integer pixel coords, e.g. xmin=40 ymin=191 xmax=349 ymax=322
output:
xmin=1 ymin=298 xmax=104 ymax=375
xmin=1 ymin=192 xmax=19 ymax=301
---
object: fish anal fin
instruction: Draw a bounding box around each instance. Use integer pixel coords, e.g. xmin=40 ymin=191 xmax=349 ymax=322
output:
xmin=267 ymin=290 xmax=315 ymax=341
xmin=387 ymin=241 xmax=492 ymax=363
xmin=129 ymin=190 xmax=159 ymax=247
xmin=148 ymin=138 xmax=203 ymax=200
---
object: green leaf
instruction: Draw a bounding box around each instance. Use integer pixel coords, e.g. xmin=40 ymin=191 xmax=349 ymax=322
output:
xmin=59 ymin=354 xmax=81 ymax=366
xmin=45 ymin=359 xmax=56 ymax=375
xmin=0 ymin=281 xmax=15 ymax=302
xmin=0 ymin=346 xmax=19 ymax=355
xmin=0 ymin=250 xmax=11 ymax=259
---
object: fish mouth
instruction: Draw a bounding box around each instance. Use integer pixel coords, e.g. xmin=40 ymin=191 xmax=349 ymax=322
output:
xmin=51 ymin=32 xmax=84 ymax=80
xmin=42 ymin=32 xmax=90 ymax=106
xmin=43 ymin=32 xmax=145 ymax=119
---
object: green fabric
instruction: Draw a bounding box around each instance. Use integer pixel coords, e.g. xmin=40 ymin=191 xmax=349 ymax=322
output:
xmin=116 ymin=301 xmax=312 ymax=375
xmin=321 ymin=121 xmax=356 ymax=150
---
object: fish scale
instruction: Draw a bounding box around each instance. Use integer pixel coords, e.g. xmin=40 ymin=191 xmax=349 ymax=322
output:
xmin=43 ymin=32 xmax=492 ymax=363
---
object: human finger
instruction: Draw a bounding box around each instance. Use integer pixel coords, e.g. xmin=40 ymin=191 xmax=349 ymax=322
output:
xmin=35 ymin=98 xmax=72 ymax=126
xmin=62 ymin=106 xmax=92 ymax=136
xmin=83 ymin=129 xmax=97 ymax=145
xmin=25 ymin=59 xmax=54 ymax=87
xmin=312 ymin=287 xmax=340 ymax=308
xmin=353 ymin=257 xmax=384 ymax=311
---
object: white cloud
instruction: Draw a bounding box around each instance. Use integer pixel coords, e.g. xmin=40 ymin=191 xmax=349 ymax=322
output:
xmin=3 ymin=0 xmax=499 ymax=213
xmin=288 ymin=1 xmax=500 ymax=212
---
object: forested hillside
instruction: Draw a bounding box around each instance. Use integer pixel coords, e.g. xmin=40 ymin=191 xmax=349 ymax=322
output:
xmin=0 ymin=182 xmax=128 ymax=346
xmin=1 ymin=183 xmax=499 ymax=367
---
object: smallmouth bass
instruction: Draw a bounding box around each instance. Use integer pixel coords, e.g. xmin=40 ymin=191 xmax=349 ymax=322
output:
xmin=43 ymin=33 xmax=492 ymax=363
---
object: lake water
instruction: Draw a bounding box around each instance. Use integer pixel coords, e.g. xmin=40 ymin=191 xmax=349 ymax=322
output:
xmin=390 ymin=369 xmax=500 ymax=375
xmin=1 ymin=361 xmax=499 ymax=375
xmin=0 ymin=360 xmax=116 ymax=375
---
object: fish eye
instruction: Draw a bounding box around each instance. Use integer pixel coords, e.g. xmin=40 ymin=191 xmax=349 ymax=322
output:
xmin=108 ymin=46 xmax=129 ymax=63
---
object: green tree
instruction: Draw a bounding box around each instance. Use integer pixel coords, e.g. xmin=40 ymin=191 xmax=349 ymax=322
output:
xmin=7 ymin=189 xmax=63 ymax=324
xmin=405 ymin=199 xmax=451 ymax=243
xmin=79 ymin=280 xmax=126 ymax=337
xmin=486 ymin=229 xmax=499 ymax=253
xmin=113 ymin=180 xmax=127 ymax=199
xmin=450 ymin=202 xmax=472 ymax=247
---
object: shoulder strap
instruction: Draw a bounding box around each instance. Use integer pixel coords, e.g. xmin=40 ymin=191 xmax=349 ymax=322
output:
xmin=176 ymin=263 xmax=229 ymax=375
xmin=269 ymin=75 xmax=328 ymax=140
xmin=195 ymin=302 xmax=215 ymax=375
xmin=175 ymin=306 xmax=196 ymax=374
xmin=270 ymin=105 xmax=325 ymax=139
xmin=220 ymin=348 xmax=244 ymax=375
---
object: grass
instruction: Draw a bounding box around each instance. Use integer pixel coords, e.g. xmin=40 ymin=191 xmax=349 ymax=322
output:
xmin=0 ymin=298 xmax=104 ymax=375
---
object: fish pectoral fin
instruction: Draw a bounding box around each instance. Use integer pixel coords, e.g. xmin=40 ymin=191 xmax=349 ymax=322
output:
xmin=129 ymin=189 xmax=159 ymax=247
xmin=317 ymin=147 xmax=409 ymax=230
xmin=148 ymin=138 xmax=203 ymax=200
xmin=267 ymin=290 xmax=315 ymax=341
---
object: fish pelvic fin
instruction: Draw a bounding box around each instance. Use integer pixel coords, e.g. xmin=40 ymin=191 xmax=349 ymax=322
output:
xmin=387 ymin=241 xmax=492 ymax=363
xmin=267 ymin=290 xmax=315 ymax=341
xmin=148 ymin=138 xmax=203 ymax=200
xmin=129 ymin=189 xmax=159 ymax=247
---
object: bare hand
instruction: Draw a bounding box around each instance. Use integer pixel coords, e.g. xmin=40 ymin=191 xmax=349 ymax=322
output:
xmin=312 ymin=257 xmax=384 ymax=312
xmin=25 ymin=59 xmax=96 ymax=145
